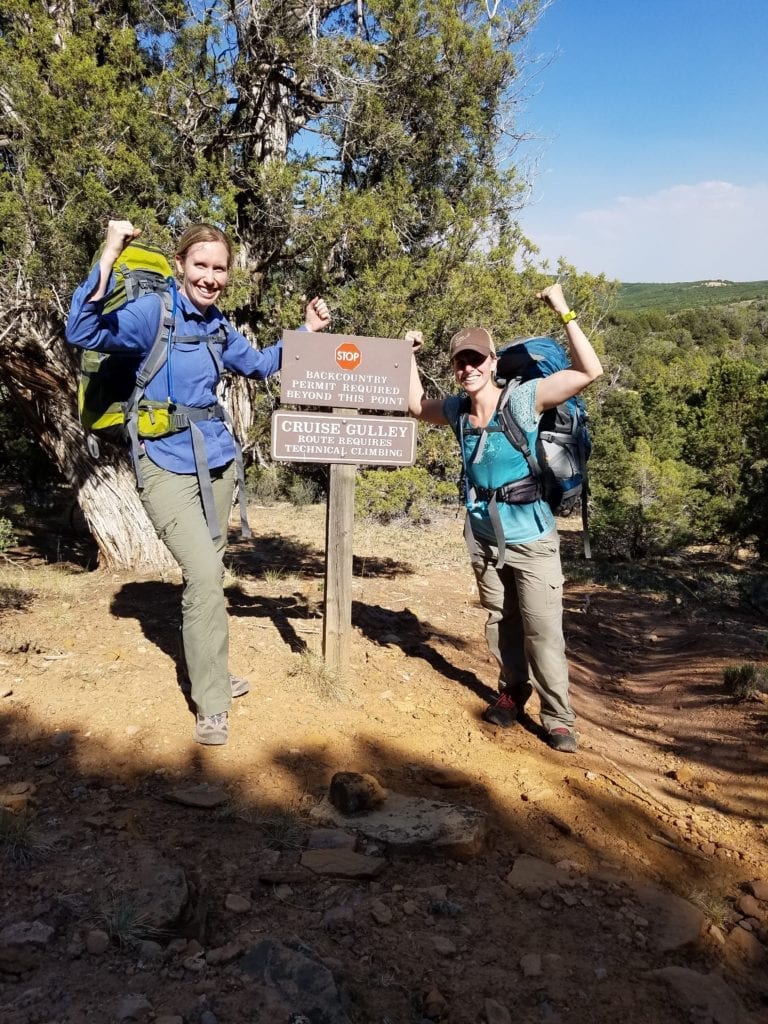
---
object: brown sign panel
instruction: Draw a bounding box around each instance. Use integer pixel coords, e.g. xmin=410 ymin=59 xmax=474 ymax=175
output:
xmin=280 ymin=330 xmax=412 ymax=411
xmin=271 ymin=412 xmax=417 ymax=467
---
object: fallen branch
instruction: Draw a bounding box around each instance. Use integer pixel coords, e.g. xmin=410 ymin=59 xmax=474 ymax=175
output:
xmin=648 ymin=833 xmax=711 ymax=861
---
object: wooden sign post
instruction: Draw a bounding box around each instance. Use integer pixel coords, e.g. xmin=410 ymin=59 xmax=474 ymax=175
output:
xmin=323 ymin=460 xmax=356 ymax=674
xmin=273 ymin=332 xmax=415 ymax=676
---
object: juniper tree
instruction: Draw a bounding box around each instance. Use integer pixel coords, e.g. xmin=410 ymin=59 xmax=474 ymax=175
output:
xmin=0 ymin=0 xmax=607 ymax=569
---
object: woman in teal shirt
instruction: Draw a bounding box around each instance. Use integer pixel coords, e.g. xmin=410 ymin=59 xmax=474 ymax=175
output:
xmin=408 ymin=284 xmax=602 ymax=753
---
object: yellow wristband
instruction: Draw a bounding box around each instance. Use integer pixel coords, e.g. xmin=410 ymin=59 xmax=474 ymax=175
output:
xmin=561 ymin=310 xmax=577 ymax=325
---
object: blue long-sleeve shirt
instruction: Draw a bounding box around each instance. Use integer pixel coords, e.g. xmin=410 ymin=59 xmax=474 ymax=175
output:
xmin=67 ymin=265 xmax=301 ymax=475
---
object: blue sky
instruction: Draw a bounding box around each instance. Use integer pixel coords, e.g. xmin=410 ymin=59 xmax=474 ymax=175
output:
xmin=514 ymin=0 xmax=768 ymax=282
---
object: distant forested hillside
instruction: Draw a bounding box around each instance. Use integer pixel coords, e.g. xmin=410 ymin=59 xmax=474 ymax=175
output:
xmin=617 ymin=280 xmax=768 ymax=312
xmin=585 ymin=294 xmax=768 ymax=559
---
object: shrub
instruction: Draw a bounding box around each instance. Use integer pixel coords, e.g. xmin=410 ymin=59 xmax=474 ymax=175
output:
xmin=723 ymin=663 xmax=768 ymax=700
xmin=355 ymin=466 xmax=457 ymax=524
xmin=0 ymin=517 xmax=17 ymax=553
xmin=590 ymin=438 xmax=703 ymax=559
xmin=245 ymin=464 xmax=284 ymax=505
xmin=287 ymin=475 xmax=318 ymax=506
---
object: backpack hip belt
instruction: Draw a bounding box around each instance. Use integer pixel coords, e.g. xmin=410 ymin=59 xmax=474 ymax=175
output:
xmin=466 ymin=477 xmax=545 ymax=570
xmin=472 ymin=478 xmax=544 ymax=506
xmin=127 ymin=400 xmax=250 ymax=544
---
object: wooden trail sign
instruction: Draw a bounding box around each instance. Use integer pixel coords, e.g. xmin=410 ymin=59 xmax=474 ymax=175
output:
xmin=274 ymin=331 xmax=417 ymax=675
xmin=280 ymin=330 xmax=412 ymax=411
xmin=271 ymin=411 xmax=416 ymax=467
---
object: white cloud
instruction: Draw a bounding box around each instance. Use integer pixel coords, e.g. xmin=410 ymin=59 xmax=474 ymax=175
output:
xmin=525 ymin=181 xmax=768 ymax=282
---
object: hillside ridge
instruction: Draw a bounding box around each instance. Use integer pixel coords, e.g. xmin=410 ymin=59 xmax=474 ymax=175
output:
xmin=616 ymin=279 xmax=768 ymax=312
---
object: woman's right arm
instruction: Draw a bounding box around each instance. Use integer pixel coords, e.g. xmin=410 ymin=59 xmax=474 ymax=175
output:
xmin=534 ymin=284 xmax=603 ymax=414
xmin=407 ymin=330 xmax=448 ymax=425
xmin=66 ymin=220 xmax=155 ymax=353
xmin=87 ymin=220 xmax=142 ymax=302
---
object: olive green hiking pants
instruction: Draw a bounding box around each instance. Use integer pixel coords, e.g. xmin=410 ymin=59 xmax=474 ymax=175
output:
xmin=138 ymin=455 xmax=235 ymax=717
xmin=467 ymin=527 xmax=575 ymax=732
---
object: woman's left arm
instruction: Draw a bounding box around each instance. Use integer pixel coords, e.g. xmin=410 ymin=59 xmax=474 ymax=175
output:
xmin=534 ymin=283 xmax=603 ymax=414
xmin=223 ymin=295 xmax=332 ymax=379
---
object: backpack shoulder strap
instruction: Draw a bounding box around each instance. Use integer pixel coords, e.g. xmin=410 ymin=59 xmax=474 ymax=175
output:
xmin=134 ymin=291 xmax=173 ymax=390
xmin=497 ymin=381 xmax=542 ymax=478
xmin=126 ymin=292 xmax=174 ymax=486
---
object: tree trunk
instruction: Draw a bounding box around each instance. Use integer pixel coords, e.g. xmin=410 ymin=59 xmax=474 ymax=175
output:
xmin=74 ymin=459 xmax=177 ymax=573
xmin=0 ymin=314 xmax=176 ymax=572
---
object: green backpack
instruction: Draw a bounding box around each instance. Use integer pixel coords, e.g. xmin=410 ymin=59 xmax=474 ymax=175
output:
xmin=76 ymin=240 xmax=251 ymax=540
xmin=78 ymin=241 xmax=177 ymax=441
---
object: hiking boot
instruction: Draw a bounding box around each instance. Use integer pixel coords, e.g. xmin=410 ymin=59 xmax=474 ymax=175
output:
xmin=548 ymin=727 xmax=577 ymax=753
xmin=482 ymin=689 xmax=521 ymax=727
xmin=194 ymin=712 xmax=229 ymax=746
xmin=230 ymin=674 xmax=250 ymax=698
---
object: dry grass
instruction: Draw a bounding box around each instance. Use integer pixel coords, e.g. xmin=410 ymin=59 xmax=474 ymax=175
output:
xmin=97 ymin=888 xmax=162 ymax=948
xmin=268 ymin=502 xmax=467 ymax=572
xmin=723 ymin=663 xmax=768 ymax=700
xmin=0 ymin=810 xmax=53 ymax=867
xmin=686 ymin=888 xmax=732 ymax=929
xmin=287 ymin=647 xmax=348 ymax=702
xmin=217 ymin=799 xmax=306 ymax=850
xmin=0 ymin=561 xmax=88 ymax=607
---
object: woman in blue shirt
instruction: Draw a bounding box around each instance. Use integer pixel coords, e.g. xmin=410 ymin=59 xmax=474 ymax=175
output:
xmin=67 ymin=219 xmax=331 ymax=746
xmin=407 ymin=284 xmax=602 ymax=753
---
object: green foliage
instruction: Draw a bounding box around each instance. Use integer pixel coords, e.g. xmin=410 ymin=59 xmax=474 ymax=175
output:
xmin=0 ymin=517 xmax=16 ymax=553
xmin=0 ymin=390 xmax=65 ymax=507
xmin=0 ymin=1 xmax=189 ymax=296
xmin=245 ymin=464 xmax=287 ymax=506
xmin=740 ymin=385 xmax=768 ymax=557
xmin=287 ymin=476 xmax=318 ymax=507
xmin=590 ymin=298 xmax=768 ymax=557
xmin=355 ymin=466 xmax=456 ymax=524
xmin=590 ymin=437 xmax=703 ymax=559
xmin=245 ymin=464 xmax=322 ymax=507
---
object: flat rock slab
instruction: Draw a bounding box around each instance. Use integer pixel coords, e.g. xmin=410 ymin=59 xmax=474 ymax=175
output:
xmin=306 ymin=828 xmax=357 ymax=851
xmin=0 ymin=920 xmax=55 ymax=975
xmin=166 ymin=784 xmax=229 ymax=809
xmin=310 ymin=792 xmax=487 ymax=861
xmin=649 ymin=967 xmax=751 ymax=1024
xmin=301 ymin=848 xmax=386 ymax=879
xmin=506 ymin=854 xmax=573 ymax=890
xmin=0 ymin=781 xmax=35 ymax=811
xmin=631 ymin=884 xmax=706 ymax=952
xmin=239 ymin=937 xmax=352 ymax=1024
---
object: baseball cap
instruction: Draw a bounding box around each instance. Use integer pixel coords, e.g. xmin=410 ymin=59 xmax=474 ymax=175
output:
xmin=448 ymin=327 xmax=495 ymax=362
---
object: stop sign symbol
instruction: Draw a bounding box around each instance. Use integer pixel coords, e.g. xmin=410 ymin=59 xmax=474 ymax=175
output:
xmin=335 ymin=342 xmax=362 ymax=370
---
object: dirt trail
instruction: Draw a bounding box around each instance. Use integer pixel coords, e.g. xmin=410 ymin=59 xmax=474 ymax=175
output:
xmin=1 ymin=504 xmax=767 ymax=1023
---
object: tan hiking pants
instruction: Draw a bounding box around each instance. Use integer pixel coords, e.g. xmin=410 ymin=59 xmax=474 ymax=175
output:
xmin=467 ymin=527 xmax=575 ymax=732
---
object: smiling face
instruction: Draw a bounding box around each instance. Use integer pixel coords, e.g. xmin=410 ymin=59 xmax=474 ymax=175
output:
xmin=452 ymin=349 xmax=496 ymax=395
xmin=175 ymin=241 xmax=230 ymax=313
